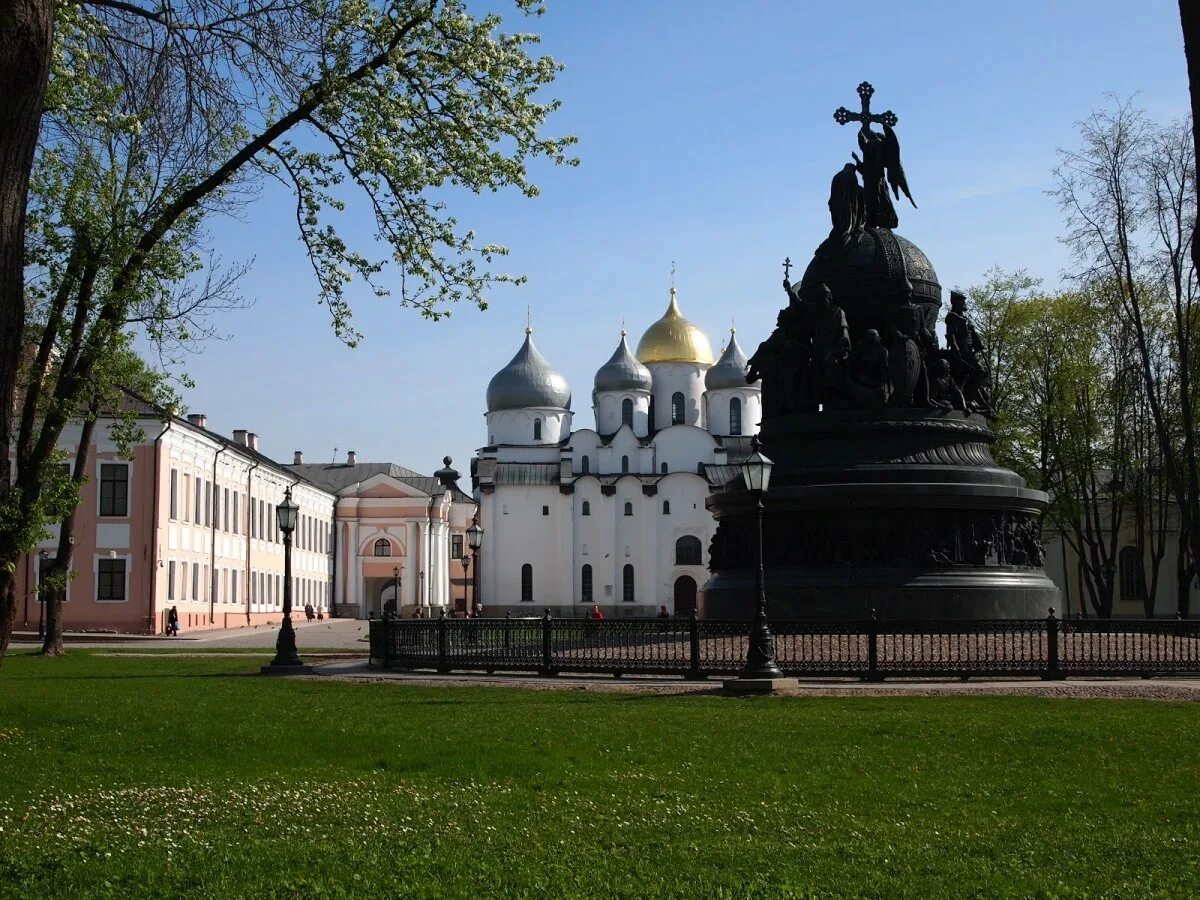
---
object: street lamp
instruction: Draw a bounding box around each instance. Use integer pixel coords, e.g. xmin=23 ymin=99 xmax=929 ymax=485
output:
xmin=37 ymin=549 xmax=48 ymax=641
xmin=461 ymin=556 xmax=470 ymax=614
xmin=262 ymin=487 xmax=309 ymax=674
xmin=391 ymin=565 xmax=401 ymax=617
xmin=737 ymin=437 xmax=782 ymax=681
xmin=466 ymin=515 xmax=484 ymax=615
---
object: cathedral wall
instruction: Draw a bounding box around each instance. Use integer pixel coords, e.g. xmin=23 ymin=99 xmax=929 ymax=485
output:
xmin=652 ymin=425 xmax=718 ymax=473
xmin=653 ymin=474 xmax=716 ymax=613
xmin=481 ymin=483 xmax=569 ymax=609
xmin=593 ymin=391 xmax=650 ymax=436
xmin=486 ymin=408 xmax=571 ymax=446
xmin=705 ymin=388 xmax=762 ymax=437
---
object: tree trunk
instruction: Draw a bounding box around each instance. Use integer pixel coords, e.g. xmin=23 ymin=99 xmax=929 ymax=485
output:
xmin=0 ymin=0 xmax=55 ymax=669
xmin=40 ymin=416 xmax=96 ymax=656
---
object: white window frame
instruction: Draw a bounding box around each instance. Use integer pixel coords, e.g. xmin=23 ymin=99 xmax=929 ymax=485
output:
xmin=94 ymin=553 xmax=132 ymax=603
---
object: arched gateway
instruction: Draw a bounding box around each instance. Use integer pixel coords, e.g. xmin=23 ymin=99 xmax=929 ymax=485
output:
xmin=673 ymin=575 xmax=697 ymax=616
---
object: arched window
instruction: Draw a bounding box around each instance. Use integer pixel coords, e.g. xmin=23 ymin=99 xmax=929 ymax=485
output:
xmin=581 ymin=500 xmax=591 ymax=516
xmin=373 ymin=538 xmax=391 ymax=557
xmin=581 ymin=564 xmax=593 ymax=604
xmin=622 ymin=564 xmax=635 ymax=603
xmin=521 ymin=563 xmax=533 ymax=603
xmin=671 ymin=392 xmax=685 ymax=425
xmin=662 ymin=500 xmax=671 ymax=515
xmin=661 ymin=462 xmax=668 ymax=474
xmin=533 ymin=418 xmax=542 ymax=441
xmin=621 ymin=398 xmax=634 ymax=428
xmin=621 ymin=455 xmax=630 ymax=474
xmin=729 ymin=397 xmax=742 ymax=436
xmin=1119 ymin=545 xmax=1142 ymax=602
xmin=648 ymin=396 xmax=656 ymax=428
xmin=624 ymin=501 xmax=633 ymax=516
xmin=581 ymin=455 xmax=590 ymax=474
xmin=675 ymin=535 xmax=703 ymax=566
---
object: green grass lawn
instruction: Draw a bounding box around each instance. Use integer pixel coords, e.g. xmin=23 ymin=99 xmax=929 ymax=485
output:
xmin=1 ymin=651 xmax=1198 ymax=898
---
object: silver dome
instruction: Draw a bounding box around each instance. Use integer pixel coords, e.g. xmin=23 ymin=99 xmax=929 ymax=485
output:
xmin=594 ymin=332 xmax=652 ymax=393
xmin=486 ymin=329 xmax=572 ymax=412
xmin=705 ymin=330 xmax=757 ymax=391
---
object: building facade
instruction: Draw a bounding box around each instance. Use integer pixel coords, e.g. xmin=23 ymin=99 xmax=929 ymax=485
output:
xmin=13 ymin=403 xmax=472 ymax=634
xmin=472 ymin=289 xmax=760 ymax=617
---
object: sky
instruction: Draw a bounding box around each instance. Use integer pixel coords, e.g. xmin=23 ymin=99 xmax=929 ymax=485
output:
xmin=173 ymin=0 xmax=1192 ymax=478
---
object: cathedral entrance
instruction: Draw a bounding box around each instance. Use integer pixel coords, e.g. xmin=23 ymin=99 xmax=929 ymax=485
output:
xmin=673 ymin=576 xmax=697 ymax=616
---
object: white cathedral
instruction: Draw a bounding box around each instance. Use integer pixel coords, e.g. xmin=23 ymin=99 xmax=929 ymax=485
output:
xmin=471 ymin=289 xmax=760 ymax=616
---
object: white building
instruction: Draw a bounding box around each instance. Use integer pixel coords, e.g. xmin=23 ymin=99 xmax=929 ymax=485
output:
xmin=472 ymin=289 xmax=761 ymax=616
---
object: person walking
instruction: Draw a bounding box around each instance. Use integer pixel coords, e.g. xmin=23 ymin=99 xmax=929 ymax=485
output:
xmin=588 ymin=605 xmax=604 ymax=621
xmin=657 ymin=605 xmax=670 ymax=619
xmin=167 ymin=606 xmax=179 ymax=637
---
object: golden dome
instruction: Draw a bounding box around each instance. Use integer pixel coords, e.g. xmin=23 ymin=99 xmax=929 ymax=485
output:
xmin=635 ymin=288 xmax=715 ymax=365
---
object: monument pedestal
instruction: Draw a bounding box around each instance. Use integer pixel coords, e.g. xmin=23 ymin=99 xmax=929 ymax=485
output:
xmin=705 ymin=410 xmax=1059 ymax=620
xmin=722 ymin=677 xmax=799 ymax=695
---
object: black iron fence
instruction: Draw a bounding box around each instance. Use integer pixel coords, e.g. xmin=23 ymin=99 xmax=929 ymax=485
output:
xmin=368 ymin=610 xmax=1200 ymax=681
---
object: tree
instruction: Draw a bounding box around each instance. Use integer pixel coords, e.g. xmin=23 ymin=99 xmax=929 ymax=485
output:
xmin=0 ymin=0 xmax=576 ymax=665
xmin=1053 ymin=100 xmax=1200 ymax=616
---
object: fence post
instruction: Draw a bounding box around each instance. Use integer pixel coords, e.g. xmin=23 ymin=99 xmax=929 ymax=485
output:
xmin=1043 ymin=606 xmax=1064 ymax=681
xmin=865 ymin=608 xmax=883 ymax=682
xmin=540 ymin=609 xmax=554 ymax=676
xmin=504 ymin=611 xmax=511 ymax=649
xmin=437 ymin=607 xmax=450 ymax=673
xmin=688 ymin=609 xmax=703 ymax=680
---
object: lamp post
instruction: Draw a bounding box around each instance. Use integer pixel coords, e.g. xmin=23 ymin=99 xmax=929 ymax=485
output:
xmin=37 ymin=549 xmax=48 ymax=640
xmin=262 ymin=487 xmax=309 ymax=674
xmin=391 ymin=565 xmax=401 ymax=617
xmin=466 ymin=515 xmax=484 ymax=615
xmin=461 ymin=556 xmax=470 ymax=614
xmin=737 ymin=437 xmax=783 ymax=681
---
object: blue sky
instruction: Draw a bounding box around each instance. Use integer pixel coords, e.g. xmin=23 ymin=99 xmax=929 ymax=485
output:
xmin=177 ymin=0 xmax=1190 ymax=477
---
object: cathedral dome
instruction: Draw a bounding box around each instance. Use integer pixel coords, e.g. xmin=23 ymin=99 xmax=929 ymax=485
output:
xmin=705 ymin=329 xmax=755 ymax=390
xmin=595 ymin=331 xmax=652 ymax=393
xmin=635 ymin=289 xmax=715 ymax=365
xmin=486 ymin=329 xmax=572 ymax=412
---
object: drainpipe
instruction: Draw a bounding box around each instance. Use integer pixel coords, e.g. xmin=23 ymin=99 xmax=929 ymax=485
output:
xmin=147 ymin=421 xmax=171 ymax=633
xmin=245 ymin=460 xmax=260 ymax=624
xmin=210 ymin=445 xmax=226 ymax=625
xmin=328 ymin=496 xmax=338 ymax=618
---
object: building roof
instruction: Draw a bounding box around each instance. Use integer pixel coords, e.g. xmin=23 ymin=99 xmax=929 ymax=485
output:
xmin=288 ymin=462 xmax=473 ymax=503
xmin=594 ymin=331 xmax=652 ymax=393
xmin=705 ymin=329 xmax=757 ymax=391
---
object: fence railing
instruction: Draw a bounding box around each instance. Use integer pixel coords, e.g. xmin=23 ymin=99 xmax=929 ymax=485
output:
xmin=368 ymin=610 xmax=1200 ymax=681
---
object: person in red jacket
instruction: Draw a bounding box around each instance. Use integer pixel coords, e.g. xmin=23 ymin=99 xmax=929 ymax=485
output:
xmin=588 ymin=605 xmax=604 ymax=620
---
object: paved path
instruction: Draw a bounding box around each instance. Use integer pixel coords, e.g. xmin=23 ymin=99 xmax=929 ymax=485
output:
xmin=312 ymin=661 xmax=1200 ymax=700
xmin=14 ymin=619 xmax=369 ymax=651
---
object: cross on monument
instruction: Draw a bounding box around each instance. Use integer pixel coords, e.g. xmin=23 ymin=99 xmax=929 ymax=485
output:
xmin=833 ymin=81 xmax=898 ymax=130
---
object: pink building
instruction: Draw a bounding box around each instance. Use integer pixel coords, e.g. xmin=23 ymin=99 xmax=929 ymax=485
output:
xmin=13 ymin=400 xmax=475 ymax=634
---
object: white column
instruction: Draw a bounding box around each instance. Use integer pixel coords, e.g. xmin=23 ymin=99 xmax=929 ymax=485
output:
xmin=417 ymin=519 xmax=429 ymax=607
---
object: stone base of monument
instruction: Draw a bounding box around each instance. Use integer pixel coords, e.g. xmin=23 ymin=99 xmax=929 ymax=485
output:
xmin=705 ymin=410 xmax=1060 ymax=620
xmin=722 ymin=676 xmax=799 ymax=695
xmin=260 ymin=663 xmax=315 ymax=675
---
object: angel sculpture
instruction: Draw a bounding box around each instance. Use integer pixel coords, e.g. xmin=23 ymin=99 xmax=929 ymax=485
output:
xmin=833 ymin=82 xmax=917 ymax=229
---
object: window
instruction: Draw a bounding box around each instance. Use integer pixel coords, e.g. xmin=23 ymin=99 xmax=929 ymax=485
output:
xmin=676 ymin=535 xmax=703 ymax=566
xmin=671 ymin=391 xmax=685 ymax=425
xmin=232 ymin=576 xmax=238 ymax=606
xmin=168 ymin=560 xmax=176 ymax=601
xmin=169 ymin=469 xmax=178 ymax=519
xmin=223 ymin=487 xmax=230 ymax=532
xmin=204 ymin=480 xmax=212 ymax=526
xmin=1119 ymin=545 xmax=1142 ymax=603
xmin=729 ymin=397 xmax=742 ymax=436
xmin=192 ymin=563 xmax=199 ymax=600
xmin=581 ymin=501 xmax=591 ymax=516
xmin=621 ymin=455 xmax=629 ymax=474
xmin=621 ymin=398 xmax=634 ymax=428
xmin=542 ymin=505 xmax=550 ymax=516
xmin=622 ymin=564 xmax=634 ymax=603
xmin=581 ymin=564 xmax=593 ymax=604
xmin=97 ymin=558 xmax=127 ymax=602
xmin=581 ymin=455 xmax=590 ymax=474
xmin=233 ymin=492 xmax=239 ymax=534
xmin=521 ymin=563 xmax=533 ymax=603
xmin=533 ymin=418 xmax=542 ymax=441
xmin=99 ymin=464 xmax=128 ymax=516
xmin=623 ymin=501 xmax=633 ymax=516
xmin=663 ymin=500 xmax=671 ymax=515
xmin=183 ymin=475 xmax=191 ymax=522
xmin=452 ymin=534 xmax=464 ymax=559
xmin=374 ymin=538 xmax=392 ymax=557
xmin=194 ymin=477 xmax=202 ymax=525
xmin=661 ymin=462 xmax=668 ymax=474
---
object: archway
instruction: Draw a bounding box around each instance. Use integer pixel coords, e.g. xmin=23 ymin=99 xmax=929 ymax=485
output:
xmin=673 ymin=575 xmax=697 ymax=616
